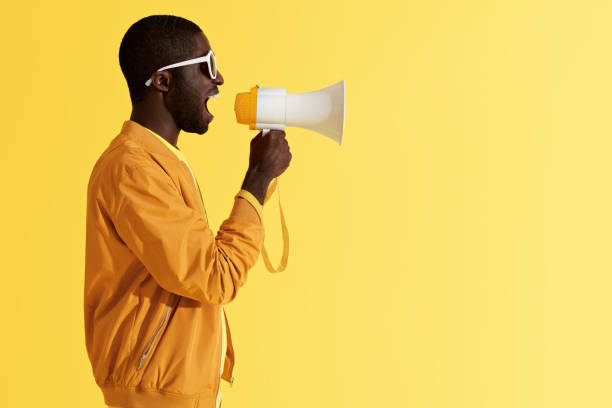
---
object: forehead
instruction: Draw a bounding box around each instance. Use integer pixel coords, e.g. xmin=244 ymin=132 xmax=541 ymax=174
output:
xmin=193 ymin=32 xmax=211 ymax=57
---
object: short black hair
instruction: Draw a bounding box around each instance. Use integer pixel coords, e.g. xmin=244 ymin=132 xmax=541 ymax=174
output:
xmin=119 ymin=15 xmax=202 ymax=104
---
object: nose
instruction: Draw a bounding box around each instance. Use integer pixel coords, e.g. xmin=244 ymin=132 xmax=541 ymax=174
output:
xmin=213 ymin=71 xmax=224 ymax=86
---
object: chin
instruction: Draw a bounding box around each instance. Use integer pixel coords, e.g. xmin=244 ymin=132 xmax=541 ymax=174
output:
xmin=182 ymin=121 xmax=209 ymax=135
xmin=197 ymin=124 xmax=209 ymax=134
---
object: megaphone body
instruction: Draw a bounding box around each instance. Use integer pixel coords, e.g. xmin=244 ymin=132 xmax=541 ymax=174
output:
xmin=234 ymin=80 xmax=345 ymax=145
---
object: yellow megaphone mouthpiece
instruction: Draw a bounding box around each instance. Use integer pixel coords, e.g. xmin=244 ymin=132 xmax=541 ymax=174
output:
xmin=234 ymin=86 xmax=259 ymax=130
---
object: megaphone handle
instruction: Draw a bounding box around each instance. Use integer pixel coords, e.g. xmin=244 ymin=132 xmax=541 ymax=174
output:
xmin=260 ymin=176 xmax=290 ymax=273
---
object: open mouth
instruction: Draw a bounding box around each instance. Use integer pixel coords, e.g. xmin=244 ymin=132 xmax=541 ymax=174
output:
xmin=204 ymin=92 xmax=219 ymax=118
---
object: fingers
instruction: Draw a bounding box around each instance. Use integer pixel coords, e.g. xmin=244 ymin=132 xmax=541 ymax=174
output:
xmin=273 ymin=132 xmax=289 ymax=152
xmin=253 ymin=130 xmax=289 ymax=149
xmin=268 ymin=130 xmax=286 ymax=138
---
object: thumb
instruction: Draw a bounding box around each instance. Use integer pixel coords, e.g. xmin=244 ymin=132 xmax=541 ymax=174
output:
xmin=251 ymin=130 xmax=263 ymax=144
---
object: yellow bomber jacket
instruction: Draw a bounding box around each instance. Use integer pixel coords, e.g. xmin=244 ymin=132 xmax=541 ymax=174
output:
xmin=84 ymin=120 xmax=265 ymax=408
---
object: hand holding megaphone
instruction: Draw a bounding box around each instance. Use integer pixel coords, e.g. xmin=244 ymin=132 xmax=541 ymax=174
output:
xmin=248 ymin=129 xmax=292 ymax=182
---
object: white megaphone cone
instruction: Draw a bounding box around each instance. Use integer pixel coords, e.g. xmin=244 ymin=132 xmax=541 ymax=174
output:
xmin=234 ymin=80 xmax=345 ymax=145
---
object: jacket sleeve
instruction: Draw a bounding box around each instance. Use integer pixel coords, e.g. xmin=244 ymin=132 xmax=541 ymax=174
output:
xmin=108 ymin=156 xmax=265 ymax=305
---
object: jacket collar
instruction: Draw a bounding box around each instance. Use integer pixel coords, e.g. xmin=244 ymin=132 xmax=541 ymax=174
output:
xmin=114 ymin=120 xmax=183 ymax=163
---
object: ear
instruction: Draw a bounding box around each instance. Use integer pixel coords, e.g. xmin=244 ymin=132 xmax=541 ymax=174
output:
xmin=149 ymin=71 xmax=172 ymax=92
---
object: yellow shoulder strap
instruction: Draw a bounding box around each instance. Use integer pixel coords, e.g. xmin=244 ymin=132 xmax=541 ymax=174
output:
xmin=261 ymin=177 xmax=289 ymax=273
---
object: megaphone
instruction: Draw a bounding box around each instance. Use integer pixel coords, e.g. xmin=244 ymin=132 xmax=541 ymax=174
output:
xmin=233 ymin=80 xmax=345 ymax=275
xmin=234 ymin=79 xmax=345 ymax=145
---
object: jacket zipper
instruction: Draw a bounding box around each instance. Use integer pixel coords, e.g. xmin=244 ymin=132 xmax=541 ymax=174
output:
xmin=137 ymin=302 xmax=173 ymax=370
xmin=215 ymin=308 xmax=235 ymax=405
xmin=215 ymin=313 xmax=222 ymax=405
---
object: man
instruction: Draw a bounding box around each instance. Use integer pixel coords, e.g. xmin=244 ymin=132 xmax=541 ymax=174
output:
xmin=84 ymin=15 xmax=291 ymax=408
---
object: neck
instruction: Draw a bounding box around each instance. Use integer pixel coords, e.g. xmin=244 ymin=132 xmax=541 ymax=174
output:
xmin=130 ymin=101 xmax=180 ymax=147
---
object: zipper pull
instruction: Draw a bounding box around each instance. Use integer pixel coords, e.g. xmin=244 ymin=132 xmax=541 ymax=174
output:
xmin=137 ymin=352 xmax=147 ymax=370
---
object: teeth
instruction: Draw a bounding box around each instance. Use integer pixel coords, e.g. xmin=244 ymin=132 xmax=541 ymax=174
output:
xmin=209 ymin=93 xmax=219 ymax=98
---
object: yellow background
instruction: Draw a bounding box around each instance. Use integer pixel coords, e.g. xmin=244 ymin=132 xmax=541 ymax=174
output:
xmin=1 ymin=0 xmax=611 ymax=407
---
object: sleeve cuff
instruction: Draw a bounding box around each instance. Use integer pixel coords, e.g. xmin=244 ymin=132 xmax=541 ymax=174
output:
xmin=235 ymin=189 xmax=264 ymax=223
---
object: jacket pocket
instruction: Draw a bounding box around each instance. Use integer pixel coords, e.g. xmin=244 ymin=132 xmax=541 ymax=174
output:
xmin=135 ymin=293 xmax=177 ymax=372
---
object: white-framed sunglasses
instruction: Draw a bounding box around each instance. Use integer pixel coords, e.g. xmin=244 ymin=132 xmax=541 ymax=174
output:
xmin=144 ymin=49 xmax=217 ymax=86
